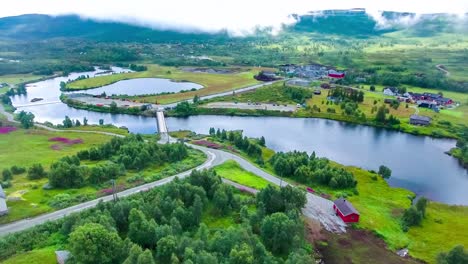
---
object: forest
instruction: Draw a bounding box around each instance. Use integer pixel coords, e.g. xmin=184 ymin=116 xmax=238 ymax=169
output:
xmin=270 ymin=151 xmax=357 ymax=189
xmin=0 ymin=169 xmax=312 ymax=264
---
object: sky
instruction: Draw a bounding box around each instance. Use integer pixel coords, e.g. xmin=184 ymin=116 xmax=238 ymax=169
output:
xmin=1 ymin=0 xmax=468 ymax=35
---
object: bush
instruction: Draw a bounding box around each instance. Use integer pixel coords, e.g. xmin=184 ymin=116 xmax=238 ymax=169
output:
xmin=27 ymin=164 xmax=47 ymax=180
xmin=10 ymin=165 xmax=26 ymax=175
xmin=2 ymin=169 xmax=12 ymax=181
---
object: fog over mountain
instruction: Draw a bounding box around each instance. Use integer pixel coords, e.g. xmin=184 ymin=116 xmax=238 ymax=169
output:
xmin=1 ymin=0 xmax=467 ymax=35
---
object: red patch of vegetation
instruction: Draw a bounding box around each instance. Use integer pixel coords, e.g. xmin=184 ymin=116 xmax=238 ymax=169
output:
xmin=0 ymin=126 xmax=17 ymax=134
xmin=192 ymin=140 xmax=222 ymax=149
xmin=48 ymin=137 xmax=83 ymax=145
xmin=50 ymin=144 xmax=63 ymax=151
xmin=98 ymin=184 xmax=126 ymax=196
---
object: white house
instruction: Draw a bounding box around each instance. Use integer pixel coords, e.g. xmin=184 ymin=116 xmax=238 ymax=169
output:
xmin=0 ymin=184 xmax=8 ymax=216
xmin=383 ymin=87 xmax=399 ymax=96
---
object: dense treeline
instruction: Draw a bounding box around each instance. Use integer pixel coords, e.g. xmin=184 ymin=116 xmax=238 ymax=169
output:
xmin=452 ymin=126 xmax=468 ymax=168
xmin=0 ymin=170 xmax=311 ymax=264
xmin=46 ymin=135 xmax=189 ymax=188
xmin=328 ymin=87 xmax=364 ymax=103
xmin=209 ymin=128 xmax=265 ymax=163
xmin=270 ymin=151 xmax=357 ymax=189
xmin=283 ymin=85 xmax=313 ymax=104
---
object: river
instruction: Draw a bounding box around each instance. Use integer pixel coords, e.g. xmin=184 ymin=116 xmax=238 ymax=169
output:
xmin=8 ymin=69 xmax=468 ymax=205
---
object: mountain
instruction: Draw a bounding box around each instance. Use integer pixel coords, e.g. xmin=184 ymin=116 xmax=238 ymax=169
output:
xmin=0 ymin=14 xmax=228 ymax=43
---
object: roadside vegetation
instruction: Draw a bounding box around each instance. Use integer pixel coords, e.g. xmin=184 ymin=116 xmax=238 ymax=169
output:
xmin=0 ymin=170 xmax=312 ymax=264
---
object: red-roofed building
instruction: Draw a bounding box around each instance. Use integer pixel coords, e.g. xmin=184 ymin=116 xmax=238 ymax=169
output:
xmin=333 ymin=197 xmax=360 ymax=223
xmin=328 ymin=70 xmax=345 ymax=79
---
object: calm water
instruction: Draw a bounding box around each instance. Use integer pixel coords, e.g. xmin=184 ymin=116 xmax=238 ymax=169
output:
xmin=69 ymin=78 xmax=203 ymax=96
xmin=9 ymin=70 xmax=468 ymax=205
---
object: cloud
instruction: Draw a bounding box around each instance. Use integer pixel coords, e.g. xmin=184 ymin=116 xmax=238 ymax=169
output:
xmin=1 ymin=0 xmax=467 ymax=35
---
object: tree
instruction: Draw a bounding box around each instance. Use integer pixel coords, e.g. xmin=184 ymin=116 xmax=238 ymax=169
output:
xmin=370 ymin=85 xmax=376 ymax=91
xmin=27 ymin=163 xmax=46 ymax=180
xmin=378 ymin=165 xmax=392 ymax=179
xmin=48 ymin=162 xmax=85 ymax=188
xmin=193 ymin=95 xmax=200 ymax=104
xmin=137 ymin=249 xmax=156 ymax=264
xmin=110 ymin=101 xmax=118 ymax=113
xmin=75 ymin=119 xmax=81 ymax=126
xmin=2 ymin=169 xmax=12 ymax=181
xmin=128 ymin=208 xmax=158 ymax=248
xmin=157 ymin=235 xmax=177 ymax=262
xmin=375 ymin=105 xmax=387 ymax=123
xmin=402 ymin=206 xmax=423 ymax=228
xmin=259 ymin=136 xmax=266 ymax=147
xmin=437 ymin=245 xmax=468 ymax=264
xmin=174 ymin=101 xmax=196 ymax=117
xmin=229 ymin=243 xmax=254 ymax=264
xmin=123 ymin=244 xmax=143 ymax=264
xmin=261 ymin=212 xmax=298 ymax=254
xmin=17 ymin=111 xmax=35 ymax=129
xmin=63 ymin=116 xmax=73 ymax=128
xmin=83 ymin=117 xmax=88 ymax=126
xmin=99 ymin=119 xmax=104 ymax=125
xmin=415 ymin=197 xmax=428 ymax=217
xmin=69 ymin=223 xmax=123 ymax=264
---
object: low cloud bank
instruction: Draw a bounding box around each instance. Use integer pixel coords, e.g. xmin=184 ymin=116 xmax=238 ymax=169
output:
xmin=1 ymin=0 xmax=467 ymax=35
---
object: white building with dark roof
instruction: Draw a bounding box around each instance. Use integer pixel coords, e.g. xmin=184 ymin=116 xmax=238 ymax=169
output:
xmin=0 ymin=184 xmax=8 ymax=216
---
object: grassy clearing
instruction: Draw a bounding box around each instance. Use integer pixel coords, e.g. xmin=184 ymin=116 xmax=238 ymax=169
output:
xmin=66 ymin=65 xmax=263 ymax=104
xmin=204 ymin=83 xmax=299 ymax=104
xmin=214 ymin=160 xmax=271 ymax=190
xmin=0 ymin=129 xmax=112 ymax=169
xmin=0 ymin=128 xmax=206 ymax=223
xmin=343 ymin=166 xmax=468 ymax=263
xmin=0 ymin=74 xmax=45 ymax=85
xmin=2 ymin=247 xmax=57 ymax=264
xmin=60 ymin=125 xmax=130 ymax=136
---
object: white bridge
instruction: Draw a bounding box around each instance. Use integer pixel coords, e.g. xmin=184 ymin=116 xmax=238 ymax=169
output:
xmin=156 ymin=110 xmax=170 ymax=142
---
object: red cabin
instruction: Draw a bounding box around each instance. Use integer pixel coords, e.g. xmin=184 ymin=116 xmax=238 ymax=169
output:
xmin=333 ymin=198 xmax=360 ymax=223
xmin=328 ymin=70 xmax=345 ymax=79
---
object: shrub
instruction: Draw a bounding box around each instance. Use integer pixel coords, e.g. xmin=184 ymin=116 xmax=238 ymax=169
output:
xmin=27 ymin=164 xmax=47 ymax=180
xmin=10 ymin=165 xmax=26 ymax=175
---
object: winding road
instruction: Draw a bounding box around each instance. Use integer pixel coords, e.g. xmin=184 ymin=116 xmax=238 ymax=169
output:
xmin=0 ymin=103 xmax=346 ymax=236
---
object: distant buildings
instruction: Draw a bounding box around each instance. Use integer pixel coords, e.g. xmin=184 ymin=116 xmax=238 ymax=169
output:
xmin=279 ymin=64 xmax=345 ymax=80
xmin=286 ymin=78 xmax=311 ymax=87
xmin=255 ymin=71 xmax=280 ymax=81
xmin=410 ymin=115 xmax=431 ymax=126
xmin=383 ymin=87 xmax=399 ymax=96
xmin=0 ymin=184 xmax=8 ymax=216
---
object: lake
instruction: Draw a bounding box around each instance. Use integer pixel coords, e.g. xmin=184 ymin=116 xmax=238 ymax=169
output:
xmin=8 ymin=69 xmax=468 ymax=205
xmin=69 ymin=78 xmax=203 ymax=96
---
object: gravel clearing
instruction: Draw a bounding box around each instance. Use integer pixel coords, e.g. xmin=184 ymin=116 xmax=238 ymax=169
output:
xmin=302 ymin=193 xmax=347 ymax=233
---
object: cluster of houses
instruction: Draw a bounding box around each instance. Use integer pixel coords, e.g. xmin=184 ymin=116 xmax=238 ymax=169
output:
xmin=383 ymin=87 xmax=454 ymax=109
xmin=0 ymin=184 xmax=8 ymax=216
xmin=280 ymin=64 xmax=346 ymax=84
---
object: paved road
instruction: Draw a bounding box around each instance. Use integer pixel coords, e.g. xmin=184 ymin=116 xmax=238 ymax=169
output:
xmin=2 ymin=104 xmax=345 ymax=235
xmin=202 ymin=102 xmax=297 ymax=112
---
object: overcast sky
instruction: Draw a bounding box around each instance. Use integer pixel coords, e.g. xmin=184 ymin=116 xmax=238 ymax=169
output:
xmin=2 ymin=1 xmax=468 ymax=35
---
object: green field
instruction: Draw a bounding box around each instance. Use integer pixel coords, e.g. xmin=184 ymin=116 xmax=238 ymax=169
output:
xmin=66 ymin=65 xmax=263 ymax=104
xmin=346 ymin=166 xmax=468 ymax=263
xmin=0 ymin=74 xmax=46 ymax=86
xmin=0 ymin=128 xmax=206 ymax=224
xmin=2 ymin=247 xmax=57 ymax=264
xmin=214 ymin=160 xmax=271 ymax=189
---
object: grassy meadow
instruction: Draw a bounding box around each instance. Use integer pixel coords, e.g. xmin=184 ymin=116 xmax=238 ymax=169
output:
xmin=66 ymin=65 xmax=263 ymax=104
xmin=214 ymin=160 xmax=271 ymax=189
xmin=0 ymin=128 xmax=206 ymax=224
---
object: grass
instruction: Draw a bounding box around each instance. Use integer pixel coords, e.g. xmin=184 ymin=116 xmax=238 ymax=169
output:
xmin=60 ymin=125 xmax=130 ymax=136
xmin=66 ymin=65 xmax=263 ymax=104
xmin=0 ymin=129 xmax=113 ymax=170
xmin=343 ymin=166 xmax=468 ymax=263
xmin=214 ymin=160 xmax=271 ymax=190
xmin=0 ymin=127 xmax=207 ymax=224
xmin=2 ymin=247 xmax=57 ymax=264
xmin=0 ymin=74 xmax=45 ymax=85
